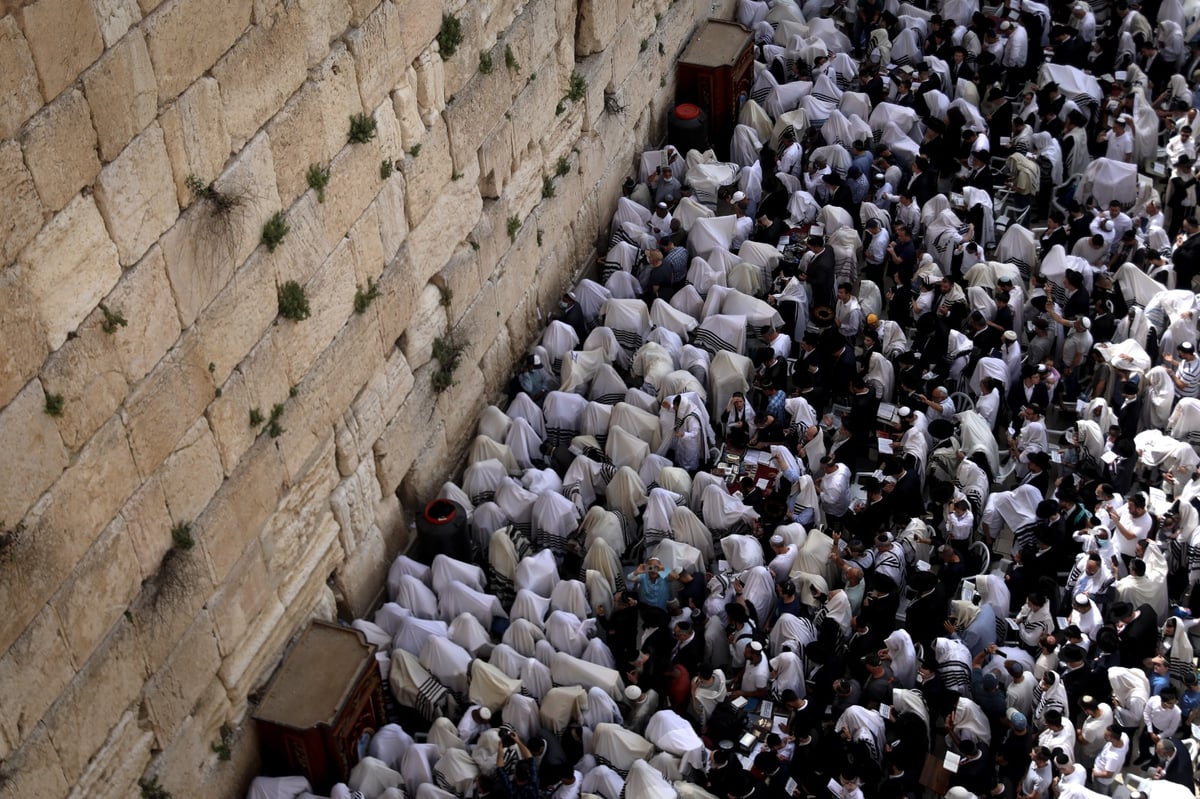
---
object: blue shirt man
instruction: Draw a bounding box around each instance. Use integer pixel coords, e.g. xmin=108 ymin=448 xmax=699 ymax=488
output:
xmin=626 ymin=558 xmax=671 ymax=610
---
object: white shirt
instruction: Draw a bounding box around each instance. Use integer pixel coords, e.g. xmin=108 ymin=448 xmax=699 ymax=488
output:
xmin=1079 ymin=706 xmax=1114 ymax=757
xmin=551 ymin=774 xmax=583 ymax=799
xmin=732 ymin=214 xmax=753 ymax=250
xmin=819 ymin=464 xmax=852 ymax=516
xmin=1112 ymin=505 xmax=1152 ymax=557
xmin=1038 ymin=721 xmax=1076 ymax=762
xmin=766 ymin=333 xmax=792 ymax=361
xmin=1105 ymin=129 xmax=1133 ymax=163
xmin=1143 ymin=695 xmax=1182 ymax=736
xmin=976 ymin=391 xmax=1000 ymax=430
xmin=1002 ymin=26 xmax=1029 ymax=67
xmin=836 ymin=297 xmax=862 ymax=337
xmin=945 ymin=510 xmax=974 ymax=541
xmin=779 ymin=142 xmax=803 ymax=177
xmin=741 ymin=655 xmax=770 ymax=693
xmin=1092 ymin=735 xmax=1128 ymax=783
xmin=866 ymin=227 xmax=890 ymax=264
xmin=1167 ymin=134 xmax=1196 ymax=164
xmin=648 ymin=211 xmax=673 ymax=237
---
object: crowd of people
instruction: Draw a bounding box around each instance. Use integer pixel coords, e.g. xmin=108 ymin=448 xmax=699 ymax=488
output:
xmin=247 ymin=1 xmax=1200 ymax=799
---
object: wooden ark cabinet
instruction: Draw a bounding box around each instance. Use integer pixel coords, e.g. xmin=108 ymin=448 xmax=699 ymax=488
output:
xmin=254 ymin=621 xmax=384 ymax=793
xmin=675 ymin=19 xmax=755 ymax=160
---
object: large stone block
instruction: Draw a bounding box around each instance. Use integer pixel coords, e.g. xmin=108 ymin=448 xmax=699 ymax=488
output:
xmin=263 ymin=192 xmax=330 ymax=289
xmin=39 ymin=307 xmax=129 ymax=451
xmin=0 ymin=137 xmax=45 ymax=268
xmin=399 ymin=282 xmax=448 ymax=369
xmin=66 ymin=704 xmax=155 ymax=799
xmin=82 ymin=29 xmax=157 ymax=162
xmin=346 ymin=0 xmax=407 ymax=112
xmin=157 ymin=418 xmax=224 ymax=525
xmin=372 ymin=169 xmax=409 ymax=260
xmin=143 ymin=611 xmax=222 ymax=740
xmin=403 ymin=155 xmax=481 ymax=283
xmin=0 ymin=724 xmax=70 ymax=798
xmin=508 ymin=55 xmax=563 ymax=168
xmin=206 ymin=539 xmax=270 ymax=658
xmin=204 ymin=337 xmax=291 ymax=474
xmin=42 ymin=622 xmax=148 ymax=783
xmin=211 ymin=2 xmax=310 ymax=149
xmin=109 ymin=477 xmax=173 ymax=581
xmin=576 ymin=0 xmax=616 ymax=55
xmin=22 ymin=0 xmax=105 ymax=101
xmin=94 ymin=124 xmax=180 ymax=266
xmin=391 ymin=81 xmax=424 ymax=151
xmin=104 ymin=245 xmax=183 ymax=384
xmin=258 ymin=439 xmax=338 ymax=582
xmin=196 ymin=439 xmax=287 ymax=582
xmin=159 ymin=77 xmax=232 ymax=206
xmin=151 ymin=680 xmax=233 ymax=799
xmin=144 ymin=0 xmax=252 ymax=103
xmin=396 ymin=0 xmax=443 ymax=61
xmin=505 ymin=0 xmax=558 ymax=80
xmin=0 ymin=605 xmax=76 ymax=753
xmin=20 ymin=89 xmax=101 ymax=214
xmin=92 ymin=0 xmax=141 ymax=46
xmin=19 ymin=193 xmax=120 ymax=351
xmin=127 ymin=538 xmax=215 ymax=674
xmin=435 ymin=2 xmax=479 ymax=99
xmin=400 ymin=112 xmax=452 ymax=227
xmin=312 ymin=107 xmax=388 ymax=253
xmin=123 ymin=332 xmax=214 ymax=476
xmin=51 ymin=521 xmax=142 ymax=668
xmin=0 ymin=382 xmax=66 ymax=527
xmin=330 ymin=455 xmax=382 ymax=552
xmin=395 ymin=418 xmax=448 ymax=509
xmin=411 ymin=48 xmax=445 ymax=128
xmin=346 ymin=0 xmax=380 ymax=25
xmin=346 ymin=348 xmax=413 ymax=466
xmin=274 ymin=510 xmax=342 ymax=608
xmin=295 ymin=0 xmax=351 ymax=66
xmin=0 ymin=267 xmax=49 ymax=410
xmin=372 ymin=360 xmax=438 ymax=492
xmin=161 ymin=132 xmax=280 ymax=327
xmin=444 ymin=64 xmax=515 ymax=173
xmin=332 ymin=519 xmax=388 ymax=617
xmin=266 ymin=44 xmax=361 ymax=206
xmin=343 ymin=206 xmax=385 ymax=286
xmin=0 ymin=17 xmax=43 ymax=141
xmin=194 ymin=246 xmax=278 ymax=385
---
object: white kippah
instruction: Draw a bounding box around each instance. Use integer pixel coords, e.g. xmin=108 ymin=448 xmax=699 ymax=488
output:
xmin=478 ymin=707 xmax=492 ymax=721
xmin=770 ymin=534 xmax=785 ymax=546
xmin=750 ymin=641 xmax=764 ymax=652
xmin=625 ymin=685 xmax=643 ymax=701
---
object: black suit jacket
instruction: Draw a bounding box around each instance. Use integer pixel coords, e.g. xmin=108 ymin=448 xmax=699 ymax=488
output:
xmin=670 ymin=635 xmax=704 ymax=677
xmin=1161 ymin=738 xmax=1195 ymax=788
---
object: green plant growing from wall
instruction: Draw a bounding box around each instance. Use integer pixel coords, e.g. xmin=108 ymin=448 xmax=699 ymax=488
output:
xmin=542 ymin=176 xmax=556 ymax=199
xmin=289 ymin=384 xmax=299 ymax=398
xmin=537 ymin=229 xmax=543 ymax=247
xmin=479 ymin=50 xmax=493 ymax=74
xmin=277 ymin=281 xmax=310 ymax=321
xmin=99 ymin=303 xmax=127 ymax=334
xmin=568 ymin=71 xmax=587 ymax=102
xmin=555 ymin=100 xmax=565 ymax=115
xmin=380 ymin=159 xmax=394 ymax=179
xmin=640 ymin=38 xmax=648 ymax=52
xmin=267 ymin=403 xmax=285 ymax=438
xmin=354 ymin=277 xmax=381 ymax=314
xmin=348 ymin=112 xmax=377 ymax=144
xmin=505 ymin=44 xmax=520 ymax=73
xmin=555 ymin=156 xmax=571 ymax=177
xmin=431 ymin=334 xmax=465 ymax=393
xmin=44 ymin=392 xmax=64 ymax=417
xmin=306 ymin=163 xmax=331 ymax=202
xmin=170 ymin=521 xmax=194 ymax=551
xmin=438 ymin=284 xmax=454 ymax=307
xmin=437 ymin=13 xmax=463 ymax=57
xmin=139 ymin=776 xmax=171 ymax=799
xmin=409 ymin=143 xmax=422 ymax=158
xmin=185 ymin=175 xmax=241 ymax=215
xmin=261 ymin=212 xmax=289 ymax=252
xmin=211 ymin=724 xmax=234 ymax=761
xmin=507 ymin=215 xmax=521 ymax=241
xmin=249 ymin=407 xmax=264 ymax=427
xmin=658 ymin=41 xmax=665 ymax=56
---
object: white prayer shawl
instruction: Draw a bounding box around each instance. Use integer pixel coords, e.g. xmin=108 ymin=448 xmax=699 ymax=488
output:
xmin=502 ymin=693 xmax=541 ymax=742
xmin=495 ymin=478 xmax=537 ymax=534
xmin=723 ymin=533 xmax=765 ymax=571
xmin=586 ymin=569 xmax=615 ymax=620
xmin=670 ymin=285 xmax=705 ymax=322
xmin=419 ymin=636 xmax=472 ymax=696
xmin=1135 ymin=429 xmax=1200 ymax=480
xmin=583 ymin=685 xmax=624 ymax=730
xmin=432 ymin=748 xmax=478 ymax=797
xmin=549 ymin=579 xmax=589 ymax=621
xmin=468 ymin=435 xmax=520 ymax=475
xmin=521 ymin=655 xmax=553 ymax=703
xmin=625 ymin=759 xmax=678 ymax=799
xmin=427 ymin=716 xmax=466 ymax=753
xmin=687 ymin=215 xmax=738 ymax=260
xmin=866 ymin=352 xmax=895 ymax=402
xmin=542 ymin=320 xmax=581 ymax=376
xmin=669 ymin=507 xmax=714 ymax=563
xmin=1116 ymin=570 xmax=1169 ymax=621
xmin=771 ymin=612 xmax=818 ymax=659
xmin=611 ymin=402 xmax=665 ymax=452
xmin=605 ymin=269 xmax=642 ymax=299
xmin=532 ymin=490 xmax=580 ymax=553
xmin=1163 ymin=618 xmax=1196 ymax=683
xmin=646 ymin=710 xmax=707 ymax=774
xmin=673 ymin=197 xmax=716 ymax=235
xmin=387 ymin=575 xmax=439 ymax=622
xmin=694 ymin=313 xmax=748 ymax=357
xmin=607 ymin=465 xmax=649 ymax=521
xmin=795 ymin=527 xmax=837 ymax=585
xmin=1143 ymin=367 xmax=1176 ymax=430
xmin=468 ymin=659 xmax=522 ymax=712
xmin=1033 ymin=676 xmax=1069 ymax=728
xmin=740 ymin=565 xmax=778 ymax=627
xmin=248 ymin=777 xmax=314 ymax=799
xmin=386 ymin=554 xmax=432 ymax=601
xmin=885 ymin=629 xmax=918 ymax=688
xmin=593 ymin=723 xmax=656 ymax=772
xmin=892 ymin=688 xmax=931 ymax=734
xmin=632 ymin=342 xmax=676 ymax=394
xmin=835 ymin=706 xmax=886 ymax=763
xmin=935 ymin=636 xmax=974 ymax=697
xmin=431 ymin=555 xmax=485 ymax=597
xmin=952 ymin=696 xmax=992 ymax=745
xmin=581 ymin=766 xmax=625 ymax=799
xmin=958 ymin=410 xmax=1001 ymax=477
xmin=957 ymin=458 xmax=991 ymax=518
xmin=982 ymin=484 xmax=1042 ymax=537
xmin=581 ymin=402 xmax=612 ymax=446
xmin=582 ymin=508 xmax=627 ymax=562
xmin=367 ymin=724 xmax=414 ymax=771
xmin=501 ymin=618 xmax=545 ymax=658
xmin=1109 ymin=667 xmax=1150 ymax=728
xmin=400 ymin=744 xmax=439 ymax=797
xmin=582 ymin=637 xmax=617 ymax=670
xmin=439 ymin=580 xmax=506 ymax=628
xmin=511 ymin=589 xmax=551 ymax=631
xmin=515 ymin=548 xmax=559 ymax=597
xmin=647 ymin=327 xmax=685 ymax=366
xmin=559 ymin=349 xmax=608 ymax=396
xmin=478 ymin=405 xmax=513 ymax=444
xmin=770 ymin=651 xmax=807 ymax=698
xmin=447 ymin=614 xmax=491 ymax=661
xmin=351 ymin=620 xmax=392 ymax=653
xmin=652 ymin=538 xmax=705 ymax=578
xmin=550 ymin=651 xmax=623 ymax=700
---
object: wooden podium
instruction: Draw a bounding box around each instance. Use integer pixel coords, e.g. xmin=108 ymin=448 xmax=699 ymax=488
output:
xmin=675 ymin=19 xmax=755 ymax=161
xmin=254 ymin=621 xmax=384 ymax=793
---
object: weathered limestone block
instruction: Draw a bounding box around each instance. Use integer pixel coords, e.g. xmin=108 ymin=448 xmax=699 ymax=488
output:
xmin=212 ymin=2 xmax=310 ymax=149
xmin=42 ymin=621 xmax=147 ymax=783
xmin=399 ymin=282 xmax=449 ymax=369
xmin=391 ymin=81 xmax=424 ymax=151
xmin=143 ymin=611 xmax=222 ymax=740
xmin=508 ymin=57 xmax=563 ymax=167
xmin=19 ymin=194 xmax=120 ymax=351
xmin=162 ymin=132 xmax=280 ymax=327
xmin=395 ymin=419 xmax=449 ymax=509
xmin=331 ymin=456 xmax=382 ymax=552
xmin=436 ymin=3 xmax=480 ymax=99
xmin=435 ymin=244 xmax=483 ymax=326
xmin=373 ymin=170 xmax=409 ymax=261
xmin=574 ymin=50 xmax=612 ymax=134
xmin=92 ymin=0 xmax=141 ymax=45
xmin=343 ymin=207 xmax=386 ymax=286
xmin=22 ymin=0 xmax=105 ymax=101
xmin=82 ymin=30 xmax=157 ymax=162
xmin=0 ymin=724 xmax=70 ymax=798
xmin=205 ymin=337 xmax=291 ymax=475
xmin=196 ymin=439 xmax=288 ymax=582
xmin=477 ymin=119 xmax=513 ymax=199
xmin=346 ymin=349 xmax=413 ymax=467
xmin=266 ymin=44 xmax=361 ymax=206
xmin=346 ymin=0 xmax=380 ymax=25
xmin=207 ymin=540 xmax=270 ymax=658
xmin=372 ymin=360 xmax=438 ymax=493
xmin=401 ymin=113 xmax=452 ymax=227
xmin=0 ymin=605 xmax=76 ymax=754
xmin=195 ymin=246 xmax=278 ymax=385
xmin=159 ymin=77 xmax=232 ymax=206
xmin=39 ymin=311 xmax=130 ymax=451
xmin=478 ymin=0 xmax=521 ymax=43
xmin=0 ymin=267 xmax=49 ymax=410
xmin=576 ymin=0 xmax=616 ymax=55
xmin=123 ymin=332 xmax=214 ymax=476
xmin=104 ymin=245 xmax=183 ymax=384
xmin=0 ymin=17 xmax=44 ymax=140
xmin=109 ymin=478 xmax=173 ymax=581
xmin=51 ymin=521 xmax=142 ymax=667
xmin=264 ymin=193 xmax=329 ymax=290
xmin=66 ymin=704 xmax=155 ymax=799
xmin=403 ymin=156 xmax=482 ymax=284
xmin=412 ymin=48 xmax=446 ymax=128
xmin=478 ymin=323 xmax=516 ymax=398
xmin=295 ymin=0 xmax=351 ymax=67
xmin=444 ymin=64 xmax=515 ymax=173
xmin=158 ymin=418 xmax=225 ymax=525
xmin=20 ymin=89 xmax=102 ymax=214
xmin=3 ymin=392 xmax=72 ymax=501
xmin=94 ymin=124 xmax=180 ymax=266
xmin=151 ymin=678 xmax=234 ymax=799
xmin=258 ymin=439 xmax=338 ymax=582
xmin=275 ymin=511 xmax=342 ymax=608
xmin=313 ymin=109 xmax=387 ymax=254
xmin=396 ymin=0 xmax=443 ymax=62
xmin=347 ymin=0 xmax=408 ymax=112
xmin=0 ymin=134 xmax=46 ymax=267
xmin=144 ymin=0 xmax=252 ymax=103
xmin=332 ymin=520 xmax=388 ymax=616
xmin=506 ymin=0 xmax=558 ymax=80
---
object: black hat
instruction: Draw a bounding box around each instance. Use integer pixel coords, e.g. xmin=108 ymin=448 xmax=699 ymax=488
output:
xmin=1036 ymin=499 xmax=1059 ymax=518
xmin=1108 ymin=601 xmax=1134 ymax=621
xmin=1122 ymin=380 xmax=1139 ymax=395
xmin=909 ymin=570 xmax=937 ymax=592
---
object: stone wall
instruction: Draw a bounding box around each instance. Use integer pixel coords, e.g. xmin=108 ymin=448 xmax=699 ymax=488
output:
xmin=0 ymin=0 xmax=734 ymax=795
